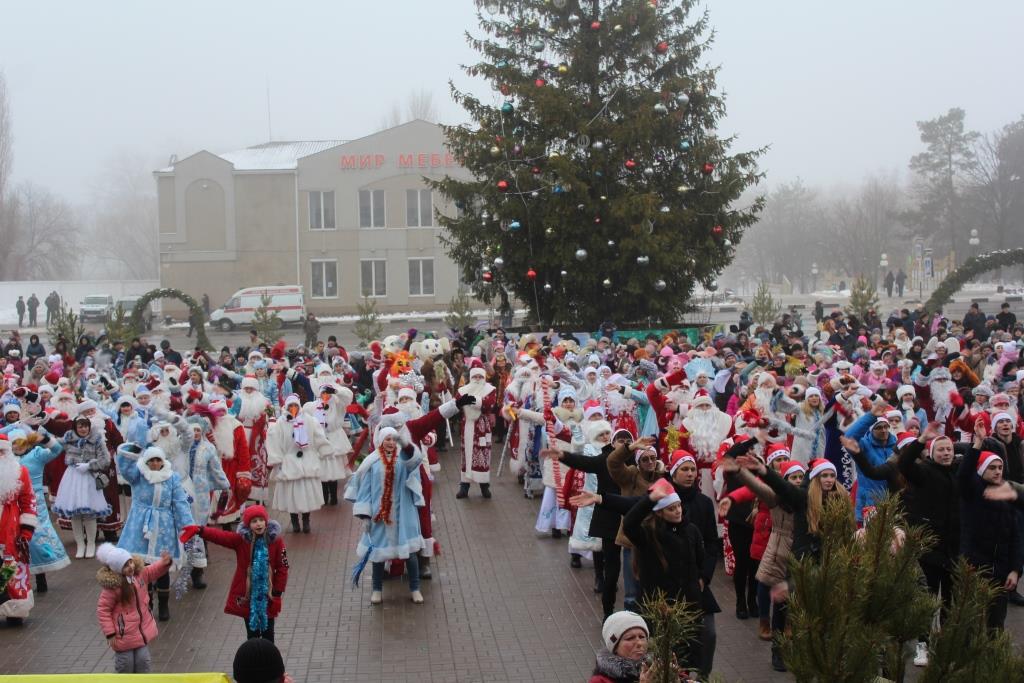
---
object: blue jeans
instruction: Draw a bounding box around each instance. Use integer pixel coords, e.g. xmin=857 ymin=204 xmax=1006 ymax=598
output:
xmin=622 ymin=548 xmax=639 ymax=607
xmin=371 ymin=555 xmax=420 ymax=592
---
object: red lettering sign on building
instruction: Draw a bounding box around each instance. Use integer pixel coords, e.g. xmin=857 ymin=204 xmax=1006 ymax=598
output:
xmin=343 ymin=153 xmax=456 ymax=170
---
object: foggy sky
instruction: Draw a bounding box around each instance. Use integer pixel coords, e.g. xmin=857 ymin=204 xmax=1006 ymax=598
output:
xmin=2 ymin=0 xmax=1022 ymax=203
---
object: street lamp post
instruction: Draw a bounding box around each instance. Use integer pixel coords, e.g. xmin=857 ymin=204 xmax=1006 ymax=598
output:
xmin=879 ymin=253 xmax=889 ymax=292
xmin=811 ymin=263 xmax=819 ymax=293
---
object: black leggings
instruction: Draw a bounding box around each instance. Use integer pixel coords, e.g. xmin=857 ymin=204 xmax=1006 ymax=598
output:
xmin=599 ymin=538 xmax=622 ymax=616
xmin=729 ymin=524 xmax=758 ymax=610
xmin=244 ymin=617 xmax=275 ymax=642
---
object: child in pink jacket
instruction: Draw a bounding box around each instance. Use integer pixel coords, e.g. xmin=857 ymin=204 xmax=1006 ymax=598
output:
xmin=95 ymin=543 xmax=171 ymax=673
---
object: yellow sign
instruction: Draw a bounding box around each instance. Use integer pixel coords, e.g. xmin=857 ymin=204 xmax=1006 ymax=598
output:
xmin=1 ymin=675 xmax=231 ymax=683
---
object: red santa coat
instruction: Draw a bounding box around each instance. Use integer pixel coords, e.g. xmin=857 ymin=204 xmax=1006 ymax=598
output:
xmin=457 ymin=383 xmax=497 ymax=484
xmin=0 ymin=465 xmax=38 ymax=618
xmin=210 ymin=416 xmax=252 ymax=524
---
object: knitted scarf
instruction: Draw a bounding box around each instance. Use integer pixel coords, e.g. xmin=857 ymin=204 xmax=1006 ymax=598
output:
xmin=373 ymin=447 xmax=397 ymax=525
xmin=247 ymin=535 xmax=270 ymax=634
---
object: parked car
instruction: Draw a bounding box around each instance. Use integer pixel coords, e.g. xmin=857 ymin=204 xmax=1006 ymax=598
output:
xmin=209 ymin=286 xmax=305 ymax=332
xmin=79 ymin=294 xmax=114 ymax=323
xmin=114 ymin=296 xmax=156 ymax=331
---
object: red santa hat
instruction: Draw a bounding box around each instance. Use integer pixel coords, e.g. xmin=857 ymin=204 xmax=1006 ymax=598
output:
xmin=208 ymin=400 xmax=228 ymax=416
xmin=269 ymin=340 xmax=287 ymax=362
xmin=976 ymin=451 xmax=1002 ymax=477
xmin=765 ymin=443 xmax=791 ymax=466
xmin=668 ymin=449 xmax=696 ymax=476
xmin=781 ymin=461 xmax=806 ymax=479
xmin=583 ymin=400 xmax=606 ymax=421
xmin=895 ymin=432 xmax=917 ymax=450
xmin=691 ymin=390 xmax=713 ymax=408
xmin=992 ymin=412 xmax=1014 ymax=427
xmin=808 ymin=458 xmax=837 ymax=480
xmin=44 ymin=369 xmax=61 ymax=385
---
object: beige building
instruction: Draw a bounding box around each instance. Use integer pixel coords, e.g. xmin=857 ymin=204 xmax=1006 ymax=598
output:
xmin=155 ymin=120 xmax=472 ymax=317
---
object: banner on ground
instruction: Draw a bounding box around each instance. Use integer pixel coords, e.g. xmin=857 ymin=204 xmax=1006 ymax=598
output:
xmin=2 ymin=675 xmax=230 ymax=683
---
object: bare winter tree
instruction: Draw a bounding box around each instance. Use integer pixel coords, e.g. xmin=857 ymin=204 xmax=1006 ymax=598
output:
xmin=823 ymin=174 xmax=905 ymax=284
xmin=965 ymin=119 xmax=1024 ymax=253
xmin=379 ymin=89 xmax=437 ymax=130
xmin=0 ymin=71 xmax=15 ymax=277
xmin=1 ymin=182 xmax=83 ymax=279
xmin=86 ymin=151 xmax=159 ymax=279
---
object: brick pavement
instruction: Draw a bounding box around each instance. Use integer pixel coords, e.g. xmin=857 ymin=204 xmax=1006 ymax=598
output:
xmin=2 ymin=439 xmax=1023 ymax=681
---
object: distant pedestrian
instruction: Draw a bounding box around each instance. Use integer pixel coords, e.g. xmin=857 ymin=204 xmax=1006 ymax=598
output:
xmin=201 ymin=293 xmax=211 ymax=316
xmin=813 ymin=300 xmax=824 ymax=325
xmin=303 ymin=313 xmax=320 ymax=349
xmin=895 ymin=268 xmax=907 ymax=297
xmin=884 ymin=270 xmax=895 ymax=298
xmin=44 ymin=292 xmax=58 ymax=325
xmin=95 ymin=545 xmax=172 ymax=673
xmin=15 ymin=297 xmax=25 ymax=328
xmin=26 ymin=294 xmax=39 ymax=327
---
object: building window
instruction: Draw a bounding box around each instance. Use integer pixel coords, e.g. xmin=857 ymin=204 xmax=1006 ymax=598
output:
xmin=408 ymin=258 xmax=434 ymax=296
xmin=405 ymin=189 xmax=433 ymax=227
xmin=311 ymin=260 xmax=338 ymax=298
xmin=358 ymin=189 xmax=385 ymax=228
xmin=308 ymin=191 xmax=335 ymax=230
xmin=361 ymin=259 xmax=387 ymax=297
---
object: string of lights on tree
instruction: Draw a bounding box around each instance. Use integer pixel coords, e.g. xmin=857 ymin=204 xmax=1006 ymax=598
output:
xmin=431 ymin=0 xmax=764 ymax=327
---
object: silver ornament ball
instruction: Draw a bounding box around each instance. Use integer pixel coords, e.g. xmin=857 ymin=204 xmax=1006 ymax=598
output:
xmin=602 ymin=278 xmax=612 ymax=288
xmin=493 ymin=257 xmax=505 ymax=269
xmin=575 ymin=248 xmax=588 ymax=261
xmin=637 ymin=255 xmax=650 ymax=266
xmin=654 ymin=279 xmax=667 ymax=292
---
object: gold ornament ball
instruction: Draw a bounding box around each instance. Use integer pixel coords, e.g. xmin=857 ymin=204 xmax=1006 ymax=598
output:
xmin=558 ymin=63 xmax=569 ymax=74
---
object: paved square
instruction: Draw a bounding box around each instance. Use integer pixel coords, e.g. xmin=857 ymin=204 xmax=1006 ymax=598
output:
xmin=2 ymin=442 xmax=1022 ymax=681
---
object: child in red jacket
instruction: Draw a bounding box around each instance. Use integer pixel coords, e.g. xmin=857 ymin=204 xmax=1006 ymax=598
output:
xmin=180 ymin=504 xmax=288 ymax=641
xmin=95 ymin=544 xmax=172 ymax=673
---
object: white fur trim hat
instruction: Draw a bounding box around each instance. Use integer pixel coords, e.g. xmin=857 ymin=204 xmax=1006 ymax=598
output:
xmin=977 ymin=451 xmax=1002 ymax=477
xmin=808 ymin=458 xmax=837 ymax=480
xmin=652 ymin=491 xmax=681 ymax=512
xmin=398 ymin=387 xmax=417 ymax=402
xmin=896 ymin=385 xmax=916 ymax=400
xmin=241 ymin=375 xmax=260 ymax=391
xmin=992 ymin=412 xmax=1014 ymax=426
xmin=96 ymin=542 xmax=133 ymax=573
xmin=583 ymin=402 xmax=606 ymax=421
xmin=601 ymin=611 xmax=648 ymax=653
xmin=376 ymin=426 xmax=399 ymax=443
xmin=283 ymin=394 xmax=301 ymax=409
xmin=804 ymin=387 xmax=822 ymax=400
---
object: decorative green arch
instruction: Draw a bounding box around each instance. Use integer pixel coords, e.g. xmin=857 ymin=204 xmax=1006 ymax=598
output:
xmin=924 ymin=247 xmax=1024 ymax=313
xmin=132 ymin=287 xmax=213 ymax=350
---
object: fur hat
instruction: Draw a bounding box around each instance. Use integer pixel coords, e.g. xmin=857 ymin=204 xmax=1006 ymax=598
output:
xmin=96 ymin=542 xmax=132 ymax=573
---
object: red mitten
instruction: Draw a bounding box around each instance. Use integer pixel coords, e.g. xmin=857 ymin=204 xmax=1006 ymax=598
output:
xmin=187 ymin=388 xmax=203 ymax=404
xmin=949 ymin=390 xmax=964 ymax=408
xmin=234 ymin=476 xmax=252 ymax=503
xmin=859 ymin=397 xmax=873 ymax=412
xmin=179 ymin=525 xmax=201 ymax=543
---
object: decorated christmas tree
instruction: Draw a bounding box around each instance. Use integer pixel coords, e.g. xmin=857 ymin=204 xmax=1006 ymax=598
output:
xmin=432 ymin=0 xmax=764 ymax=328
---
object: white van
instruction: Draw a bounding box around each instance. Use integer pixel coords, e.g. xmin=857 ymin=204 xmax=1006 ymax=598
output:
xmin=209 ymin=286 xmax=305 ymax=332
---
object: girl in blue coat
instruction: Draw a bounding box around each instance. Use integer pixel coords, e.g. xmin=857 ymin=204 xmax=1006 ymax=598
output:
xmin=115 ymin=443 xmax=194 ymax=622
xmin=7 ymin=427 xmax=69 ymax=593
xmin=345 ymin=426 xmax=426 ymax=606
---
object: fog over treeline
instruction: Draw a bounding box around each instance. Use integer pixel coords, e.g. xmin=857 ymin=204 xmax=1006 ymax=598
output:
xmin=0 ymin=0 xmax=1021 ymax=283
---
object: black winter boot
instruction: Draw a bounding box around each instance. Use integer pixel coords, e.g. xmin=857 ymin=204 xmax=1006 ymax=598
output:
xmin=322 ymin=482 xmax=330 ymax=504
xmin=290 ymin=514 xmax=301 ymax=533
xmin=34 ymin=573 xmax=47 ymax=594
xmin=480 ymin=483 xmax=492 ymax=499
xmin=593 ymin=551 xmax=606 ymax=594
xmin=570 ymin=553 xmax=582 ymax=569
xmin=301 ymin=512 xmax=311 ymax=534
xmin=771 ymin=646 xmax=787 ymax=672
xmin=157 ymin=590 xmax=170 ymax=622
xmin=191 ymin=567 xmax=207 ymax=590
xmin=456 ymin=483 xmax=470 ymax=499
xmin=329 ymin=481 xmax=339 ymax=505
xmin=419 ymin=555 xmax=432 ymax=579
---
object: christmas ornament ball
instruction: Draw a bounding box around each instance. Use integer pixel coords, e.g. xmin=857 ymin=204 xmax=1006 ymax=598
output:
xmin=531 ymin=39 xmax=545 ymax=51
xmin=592 ymin=140 xmax=605 ymax=151
xmin=590 ymin=20 xmax=601 ymax=30
xmin=643 ymin=167 xmax=655 ymax=177
xmin=624 ymin=159 xmax=637 ymax=170
xmin=482 ymin=271 xmax=493 ymax=283
xmin=702 ymin=162 xmax=715 ymax=175
xmin=712 ymin=224 xmax=723 ymax=236
xmin=654 ymin=279 xmax=667 ymax=291
xmin=676 ymin=92 xmax=690 ymax=106
xmin=501 ymin=101 xmax=514 ymax=114
xmin=655 ymin=41 xmax=669 ymax=54
xmin=509 ymin=220 xmax=522 ymax=231
xmin=490 ymin=145 xmax=501 ymax=156
xmin=557 ymin=63 xmax=569 ymax=74
xmin=493 ymin=257 xmax=505 ymax=269
xmin=535 ymin=78 xmax=546 ymax=87
xmin=531 ymin=191 xmax=539 ymax=198
xmin=679 ymin=139 xmax=691 ymax=151
xmin=707 ymin=280 xmax=719 ymax=292
xmin=543 ymin=282 xmax=553 ymax=292
xmin=560 ymin=269 xmax=568 ymax=277
xmin=602 ymin=278 xmax=612 ymax=288
xmin=526 ymin=268 xmax=537 ymax=280
xmin=653 ymin=103 xmax=668 ymax=115
xmin=723 ymin=238 xmax=732 ymax=247
xmin=659 ymin=205 xmax=671 ymax=213
xmin=607 ymin=239 xmax=615 ymax=247
xmin=497 ymin=179 xmax=509 ymax=191
xmin=575 ymin=248 xmax=588 ymax=261
xmin=637 ymin=255 xmax=650 ymax=266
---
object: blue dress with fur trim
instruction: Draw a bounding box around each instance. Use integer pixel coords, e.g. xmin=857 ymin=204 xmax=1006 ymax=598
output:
xmin=116 ymin=445 xmax=195 ymax=564
xmin=12 ymin=435 xmax=71 ymax=574
xmin=344 ymin=445 xmax=425 ymax=563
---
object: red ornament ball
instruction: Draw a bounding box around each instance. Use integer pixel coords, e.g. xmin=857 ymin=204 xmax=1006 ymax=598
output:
xmin=624 ymin=159 xmax=637 ymax=170
xmin=655 ymin=41 xmax=669 ymax=54
xmin=500 ymin=84 xmax=511 ymax=96
xmin=531 ymin=166 xmax=541 ymax=174
xmin=590 ymin=20 xmax=602 ymax=30
xmin=535 ymin=78 xmax=546 ymax=88
xmin=712 ymin=224 xmax=724 ymax=236
xmin=702 ymin=162 xmax=715 ymax=175
xmin=526 ymin=268 xmax=537 ymax=281
xmin=594 ymin=216 xmax=601 ymax=224
xmin=497 ymin=180 xmax=509 ymax=191
xmin=482 ymin=271 xmax=493 ymax=283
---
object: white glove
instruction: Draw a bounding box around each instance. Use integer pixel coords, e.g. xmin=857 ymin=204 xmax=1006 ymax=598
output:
xmin=76 ymin=463 xmax=92 ymax=473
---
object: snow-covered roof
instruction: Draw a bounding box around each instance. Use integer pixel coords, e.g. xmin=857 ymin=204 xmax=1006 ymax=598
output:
xmin=160 ymin=140 xmax=347 ymax=173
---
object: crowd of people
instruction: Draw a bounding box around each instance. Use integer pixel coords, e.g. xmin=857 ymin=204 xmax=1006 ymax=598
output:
xmin=0 ymin=298 xmax=1023 ymax=680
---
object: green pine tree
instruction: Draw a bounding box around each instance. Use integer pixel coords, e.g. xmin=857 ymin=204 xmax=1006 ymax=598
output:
xmin=431 ymin=0 xmax=765 ymax=328
xmin=46 ymin=301 xmax=86 ymax=348
xmin=444 ymin=288 xmax=478 ymax=333
xmin=353 ymin=296 xmax=383 ymax=348
xmin=845 ymin=275 xmax=880 ymax=322
xmin=251 ymin=292 xmax=284 ymax=344
xmin=640 ymin=590 xmax=702 ymax=683
xmin=749 ymin=281 xmax=782 ymax=327
xmin=103 ymin=304 xmax=141 ymax=343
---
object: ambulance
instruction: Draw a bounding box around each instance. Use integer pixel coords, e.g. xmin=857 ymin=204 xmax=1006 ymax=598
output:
xmin=209 ymin=285 xmax=305 ymax=331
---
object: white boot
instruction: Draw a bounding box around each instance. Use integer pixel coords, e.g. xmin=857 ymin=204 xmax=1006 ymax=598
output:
xmin=370 ymin=591 xmax=382 ymax=605
xmin=84 ymin=517 xmax=98 ymax=558
xmin=913 ymin=641 xmax=928 ymax=667
xmin=410 ymin=590 xmax=424 ymax=604
xmin=71 ymin=517 xmax=86 ymax=559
